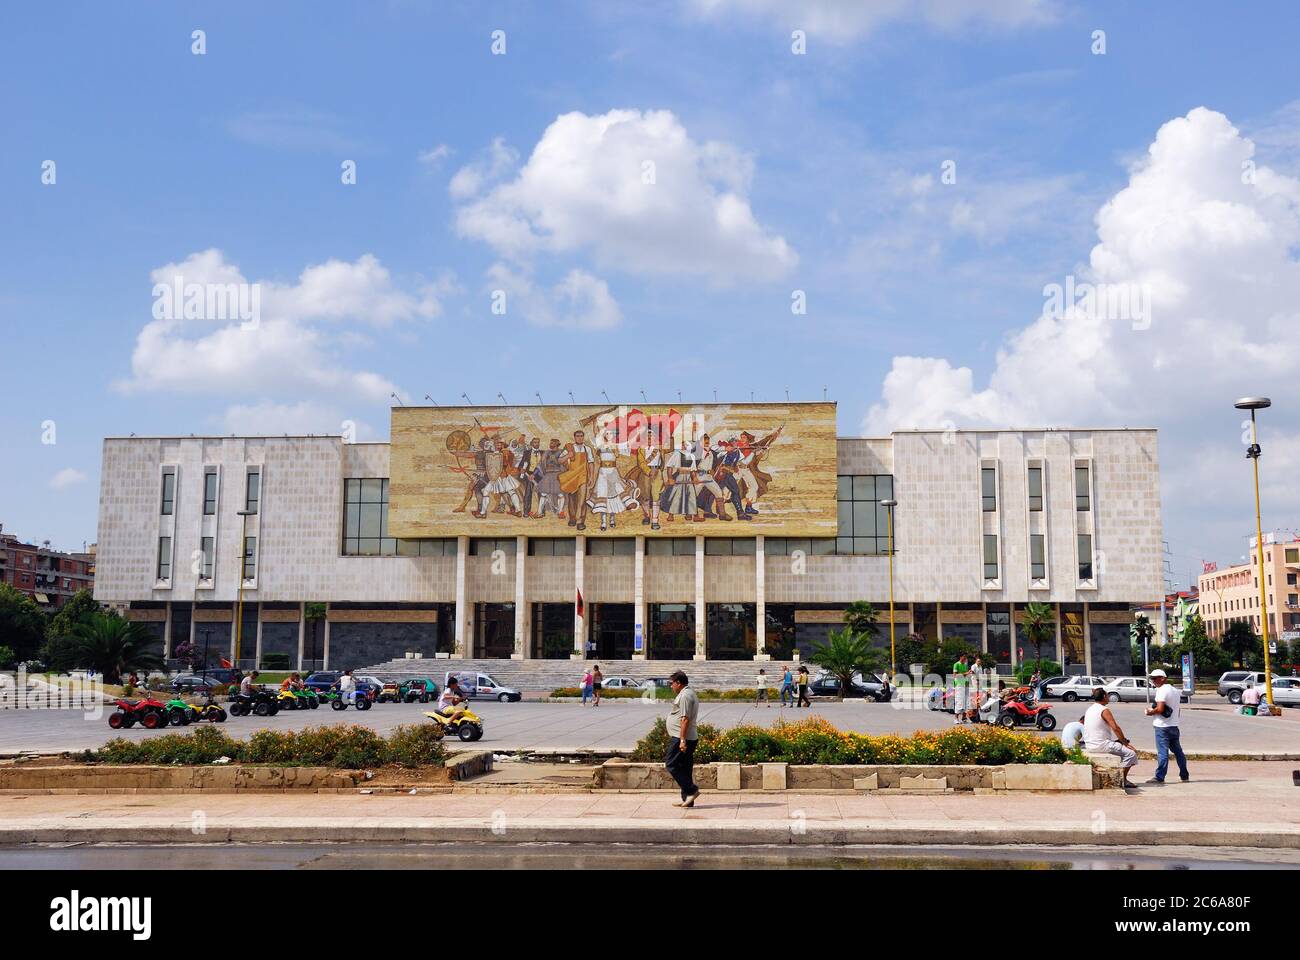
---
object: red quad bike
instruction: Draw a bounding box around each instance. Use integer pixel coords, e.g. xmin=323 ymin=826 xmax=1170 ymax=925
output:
xmin=997 ymin=688 xmax=1056 ymax=731
xmin=107 ymin=695 xmax=171 ymax=730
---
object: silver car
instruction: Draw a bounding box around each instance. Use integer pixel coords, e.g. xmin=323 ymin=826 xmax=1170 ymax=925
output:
xmin=1043 ymin=676 xmax=1108 ymax=702
xmin=1216 ymin=671 xmax=1280 ymax=705
xmin=1101 ymin=676 xmax=1192 ymax=703
xmin=1262 ymin=677 xmax=1300 ymax=707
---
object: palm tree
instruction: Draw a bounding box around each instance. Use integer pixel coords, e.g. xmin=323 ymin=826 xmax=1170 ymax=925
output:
xmin=1020 ymin=601 xmax=1056 ymax=670
xmin=71 ymin=614 xmax=165 ymax=684
xmin=807 ymin=628 xmax=886 ymax=700
xmin=843 ymin=601 xmax=880 ymax=638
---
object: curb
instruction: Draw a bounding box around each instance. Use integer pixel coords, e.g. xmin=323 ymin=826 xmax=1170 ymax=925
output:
xmin=1 ymin=818 xmax=1297 ymax=849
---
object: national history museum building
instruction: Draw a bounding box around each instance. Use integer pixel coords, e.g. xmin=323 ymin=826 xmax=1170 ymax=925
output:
xmin=93 ymin=402 xmax=1163 ymax=679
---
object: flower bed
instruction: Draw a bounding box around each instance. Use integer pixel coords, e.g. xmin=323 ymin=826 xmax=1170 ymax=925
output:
xmin=630 ymin=716 xmax=1082 ymax=766
xmin=85 ymin=723 xmax=448 ymax=769
xmin=550 ymin=687 xmax=772 ymax=701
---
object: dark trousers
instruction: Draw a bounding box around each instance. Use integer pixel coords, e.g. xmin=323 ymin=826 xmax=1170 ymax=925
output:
xmin=796 ymin=683 xmax=810 ymax=707
xmin=665 ymin=737 xmax=698 ymax=800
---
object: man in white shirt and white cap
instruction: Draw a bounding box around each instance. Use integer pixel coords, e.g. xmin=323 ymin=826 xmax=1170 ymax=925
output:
xmin=1144 ymin=669 xmax=1190 ymax=784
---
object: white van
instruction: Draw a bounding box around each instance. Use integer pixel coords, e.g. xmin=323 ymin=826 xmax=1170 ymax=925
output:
xmin=444 ymin=671 xmax=521 ymax=703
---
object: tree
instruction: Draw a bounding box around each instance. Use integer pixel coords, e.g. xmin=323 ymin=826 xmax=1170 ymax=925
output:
xmin=843 ymin=601 xmax=880 ymax=638
xmin=1222 ymin=621 xmax=1260 ymax=669
xmin=70 ymin=614 xmax=165 ymax=684
xmin=1020 ymin=601 xmax=1056 ymax=664
xmin=0 ymin=583 xmax=47 ymax=661
xmin=807 ymin=628 xmax=886 ymax=699
xmin=1165 ymin=614 xmax=1230 ymax=677
xmin=894 ymin=632 xmax=933 ymax=672
xmin=45 ymin=589 xmax=106 ymax=639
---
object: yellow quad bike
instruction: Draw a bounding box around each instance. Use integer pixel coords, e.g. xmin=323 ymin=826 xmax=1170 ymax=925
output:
xmin=424 ymin=706 xmax=484 ymax=742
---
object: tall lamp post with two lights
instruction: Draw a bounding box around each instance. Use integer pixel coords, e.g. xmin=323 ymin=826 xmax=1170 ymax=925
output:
xmin=1234 ymin=397 xmax=1278 ymax=713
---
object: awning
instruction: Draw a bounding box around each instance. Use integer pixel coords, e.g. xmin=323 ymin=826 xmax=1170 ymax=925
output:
xmin=34 ymin=593 xmax=50 ymax=604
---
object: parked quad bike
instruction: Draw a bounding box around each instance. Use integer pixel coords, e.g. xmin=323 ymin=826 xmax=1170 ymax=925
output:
xmin=162 ymin=696 xmax=195 ymax=727
xmin=327 ymin=689 xmax=372 ymax=711
xmin=424 ymin=706 xmax=483 ymax=742
xmin=997 ymin=691 xmax=1057 ymax=731
xmin=107 ymin=696 xmax=170 ymax=730
xmin=228 ymin=689 xmax=280 ymax=717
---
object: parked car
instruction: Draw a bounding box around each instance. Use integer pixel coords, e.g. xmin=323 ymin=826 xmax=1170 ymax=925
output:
xmin=445 ymin=670 xmax=521 ymax=702
xmin=399 ymin=678 xmax=439 ymax=703
xmin=170 ymin=674 xmax=224 ymax=694
xmin=641 ymin=677 xmax=673 ymax=690
xmin=1217 ymin=671 xmax=1281 ymax=705
xmin=1101 ymin=676 xmax=1192 ymax=703
xmin=1043 ymin=675 xmax=1109 ymax=701
xmin=810 ymin=671 xmax=893 ymax=701
xmin=1032 ymin=675 xmax=1069 ymax=700
xmin=303 ymin=671 xmax=341 ymax=694
xmin=1263 ymin=677 xmax=1300 ymax=707
xmin=599 ymin=676 xmax=642 ymax=690
xmin=355 ymin=675 xmax=384 ymax=701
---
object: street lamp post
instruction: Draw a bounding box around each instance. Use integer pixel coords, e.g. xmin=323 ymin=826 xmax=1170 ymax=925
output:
xmin=1234 ymin=397 xmax=1277 ymax=713
xmin=235 ymin=509 xmax=256 ymax=668
xmin=881 ymin=498 xmax=898 ymax=676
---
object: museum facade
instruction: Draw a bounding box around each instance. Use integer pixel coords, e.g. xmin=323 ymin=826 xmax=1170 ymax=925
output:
xmin=93 ymin=403 xmax=1163 ymax=677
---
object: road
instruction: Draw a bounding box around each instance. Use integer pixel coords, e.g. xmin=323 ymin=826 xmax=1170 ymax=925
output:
xmin=2 ymin=696 xmax=1297 ymax=755
xmin=2 ymin=841 xmax=1295 ymax=870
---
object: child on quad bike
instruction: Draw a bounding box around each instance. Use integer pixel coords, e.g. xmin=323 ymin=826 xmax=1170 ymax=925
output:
xmin=436 ymin=676 xmax=468 ymax=719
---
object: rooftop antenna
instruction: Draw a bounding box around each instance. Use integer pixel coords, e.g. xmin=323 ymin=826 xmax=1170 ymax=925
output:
xmin=390 ymin=392 xmax=404 ymax=406
xmin=713 ymin=388 xmax=717 ymax=403
xmin=423 ymin=395 xmax=439 ymax=406
xmin=601 ymin=390 xmax=611 ymax=404
xmin=568 ymin=391 xmax=576 ymax=405
xmin=497 ymin=392 xmax=508 ymax=405
xmin=785 ymin=387 xmax=790 ymax=402
xmin=677 ymin=390 xmax=682 ymax=403
xmin=461 ymin=393 xmax=473 ymax=405
xmin=822 ymin=385 xmax=827 ymax=401
xmin=535 ymin=392 xmax=544 ymax=405
xmin=750 ymin=391 xmax=754 ymax=402
xmin=640 ymin=389 xmax=648 ymax=404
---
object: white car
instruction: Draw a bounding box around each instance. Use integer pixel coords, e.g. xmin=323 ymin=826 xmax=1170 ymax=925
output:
xmin=599 ymin=676 xmax=642 ymax=690
xmin=1262 ymin=677 xmax=1300 ymax=707
xmin=1043 ymin=676 xmax=1108 ymax=701
xmin=1101 ymin=676 xmax=1192 ymax=704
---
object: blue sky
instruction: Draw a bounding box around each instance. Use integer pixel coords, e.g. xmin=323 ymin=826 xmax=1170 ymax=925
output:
xmin=3 ymin=0 xmax=1299 ymax=588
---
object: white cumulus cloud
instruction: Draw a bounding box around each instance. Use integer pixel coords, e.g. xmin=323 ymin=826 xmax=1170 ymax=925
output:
xmin=49 ymin=468 xmax=88 ymax=490
xmin=452 ymin=109 xmax=796 ymax=283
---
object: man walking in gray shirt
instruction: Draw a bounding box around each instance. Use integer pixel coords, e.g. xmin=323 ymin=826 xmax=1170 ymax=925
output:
xmin=665 ymin=670 xmax=701 ymax=807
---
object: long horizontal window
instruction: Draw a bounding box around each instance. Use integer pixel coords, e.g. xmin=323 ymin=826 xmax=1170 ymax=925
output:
xmin=342 ymin=478 xmax=454 ymax=556
xmin=645 ymin=538 xmax=697 ymax=557
xmin=763 ymin=538 xmax=836 ymax=556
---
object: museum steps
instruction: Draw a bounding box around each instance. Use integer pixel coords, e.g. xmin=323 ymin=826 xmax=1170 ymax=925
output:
xmin=354 ymin=657 xmax=802 ymax=691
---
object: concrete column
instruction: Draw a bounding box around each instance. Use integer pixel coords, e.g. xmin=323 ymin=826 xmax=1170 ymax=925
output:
xmin=454 ymin=535 xmax=469 ymax=657
xmin=633 ymin=535 xmax=647 ymax=660
xmin=694 ymin=535 xmax=706 ymax=660
xmin=163 ymin=602 xmax=173 ymax=659
xmin=1053 ymin=602 xmax=1063 ymax=664
xmin=322 ymin=607 xmax=331 ymax=670
xmin=228 ymin=610 xmax=237 ymax=662
xmin=571 ymin=535 xmax=586 ymax=659
xmin=513 ymin=535 xmax=528 ymax=659
xmin=754 ymin=535 xmax=768 ymax=660
xmin=296 ymin=601 xmax=305 ymax=672
xmin=254 ymin=603 xmax=263 ymax=669
xmin=1083 ymin=603 xmax=1093 ymax=674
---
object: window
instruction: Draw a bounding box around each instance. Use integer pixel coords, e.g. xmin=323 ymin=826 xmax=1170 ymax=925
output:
xmin=160 ymin=468 xmax=176 ymax=515
xmin=1288 ymin=573 xmax=1296 ymax=586
xmin=396 ymin=538 xmax=456 ymax=557
xmin=203 ymin=468 xmax=218 ymax=515
xmin=1287 ymin=548 xmax=1298 ymax=564
xmin=983 ymin=535 xmax=999 ymax=581
xmin=646 ymin=538 xmax=697 ymax=557
xmin=470 ymin=538 xmax=516 ymax=556
xmin=764 ymin=538 xmax=835 ymax=556
xmin=1027 ymin=466 xmax=1043 ymax=512
xmin=343 ymin=478 xmax=396 ymax=556
xmin=981 ymin=467 xmax=997 ymax=512
xmin=836 ymin=474 xmax=894 ymax=555
xmin=1030 ymin=534 xmax=1046 ymax=580
xmin=1075 ymin=464 xmax=1090 ymax=511
xmin=528 ymin=538 xmax=576 ymax=557
xmin=704 ymin=538 xmax=756 ymax=556
xmin=586 ymin=538 xmax=635 ymax=556
xmin=244 ymin=469 xmax=260 ymax=514
xmin=242 ymin=536 xmax=257 ymax=580
xmin=200 ymin=536 xmax=214 ymax=580
xmin=1077 ymin=534 xmax=1093 ymax=580
xmin=157 ymin=537 xmax=171 ymax=581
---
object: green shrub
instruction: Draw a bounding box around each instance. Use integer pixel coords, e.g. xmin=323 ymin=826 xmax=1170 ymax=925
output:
xmin=1015 ymin=659 xmax=1062 ymax=684
xmin=628 ymin=715 xmax=1072 ymax=766
xmin=260 ymin=652 xmax=291 ymax=670
xmin=384 ymin=724 xmax=447 ymax=768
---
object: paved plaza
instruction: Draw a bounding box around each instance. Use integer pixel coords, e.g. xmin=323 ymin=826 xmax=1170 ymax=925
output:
xmin=1 ymin=697 xmax=1297 ymax=757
